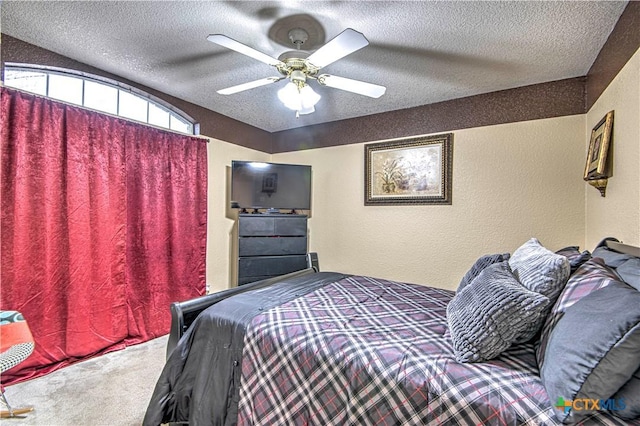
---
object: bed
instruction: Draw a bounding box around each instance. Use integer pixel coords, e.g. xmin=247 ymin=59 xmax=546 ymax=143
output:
xmin=144 ymin=238 xmax=640 ymax=425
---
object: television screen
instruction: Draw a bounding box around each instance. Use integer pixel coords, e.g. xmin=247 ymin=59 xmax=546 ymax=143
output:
xmin=231 ymin=161 xmax=312 ymax=211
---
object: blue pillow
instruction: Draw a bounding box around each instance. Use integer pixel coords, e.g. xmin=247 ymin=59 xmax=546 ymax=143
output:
xmin=540 ymin=282 xmax=640 ymax=423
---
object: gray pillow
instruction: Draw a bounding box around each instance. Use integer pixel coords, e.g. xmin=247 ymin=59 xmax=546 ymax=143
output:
xmin=616 ymin=258 xmax=640 ymax=291
xmin=509 ymin=238 xmax=570 ymax=342
xmin=610 ymin=366 xmax=640 ymax=420
xmin=555 ymin=246 xmax=591 ymax=274
xmin=509 ymin=238 xmax=570 ymax=303
xmin=447 ymin=261 xmax=550 ymax=363
xmin=593 ymin=245 xmax=634 ymax=268
xmin=535 ymin=257 xmax=621 ymax=371
xmin=457 ymin=252 xmax=510 ymax=293
xmin=540 ymin=282 xmax=640 ymax=424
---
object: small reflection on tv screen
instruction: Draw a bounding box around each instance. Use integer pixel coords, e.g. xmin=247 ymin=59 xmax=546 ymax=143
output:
xmin=231 ymin=161 xmax=311 ymax=211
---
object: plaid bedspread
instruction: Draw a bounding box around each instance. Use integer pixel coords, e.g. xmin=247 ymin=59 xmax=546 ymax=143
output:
xmin=237 ymin=275 xmax=633 ymax=426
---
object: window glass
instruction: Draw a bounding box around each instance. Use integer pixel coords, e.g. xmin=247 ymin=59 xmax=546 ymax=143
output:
xmin=3 ymin=66 xmax=194 ymax=134
xmin=84 ymin=80 xmax=118 ymax=115
xmin=48 ymin=73 xmax=83 ymax=105
xmin=4 ymin=69 xmax=47 ymax=96
xmin=170 ymin=114 xmax=191 ymax=134
xmin=118 ymin=90 xmax=148 ymax=123
xmin=148 ymin=102 xmax=170 ymax=128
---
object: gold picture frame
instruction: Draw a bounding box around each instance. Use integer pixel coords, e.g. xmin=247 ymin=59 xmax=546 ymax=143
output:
xmin=584 ymin=110 xmax=614 ymax=180
xmin=365 ymin=133 xmax=453 ymax=205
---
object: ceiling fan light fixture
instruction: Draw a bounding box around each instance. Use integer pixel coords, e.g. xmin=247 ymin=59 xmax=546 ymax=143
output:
xmin=209 ymin=28 xmax=385 ymax=117
xmin=277 ymin=82 xmax=320 ymax=114
xmin=299 ymin=84 xmax=321 ymax=109
xmin=298 ymin=105 xmax=316 ymax=116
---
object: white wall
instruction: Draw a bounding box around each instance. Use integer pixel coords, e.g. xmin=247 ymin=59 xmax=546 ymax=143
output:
xmin=585 ymin=47 xmax=640 ymax=248
xmin=273 ymin=116 xmax=586 ymax=290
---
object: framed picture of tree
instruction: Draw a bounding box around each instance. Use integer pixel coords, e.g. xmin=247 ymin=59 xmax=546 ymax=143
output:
xmin=364 ymin=133 xmax=453 ymax=205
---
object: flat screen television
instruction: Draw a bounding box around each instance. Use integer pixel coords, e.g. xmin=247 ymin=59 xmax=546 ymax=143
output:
xmin=230 ymin=160 xmax=312 ymax=213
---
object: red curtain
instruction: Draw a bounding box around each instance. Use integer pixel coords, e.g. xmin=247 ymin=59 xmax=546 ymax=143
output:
xmin=124 ymin=126 xmax=208 ymax=343
xmin=1 ymin=87 xmax=207 ymax=385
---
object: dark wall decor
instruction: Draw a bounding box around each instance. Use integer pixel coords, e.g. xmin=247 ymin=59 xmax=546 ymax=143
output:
xmin=584 ymin=110 xmax=614 ymax=197
xmin=364 ymin=133 xmax=453 ymax=205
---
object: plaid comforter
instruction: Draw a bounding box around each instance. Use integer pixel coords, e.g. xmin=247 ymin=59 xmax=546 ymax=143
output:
xmin=237 ymin=275 xmax=633 ymax=426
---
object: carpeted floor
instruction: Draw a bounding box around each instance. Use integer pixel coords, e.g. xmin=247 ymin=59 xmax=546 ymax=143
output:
xmin=1 ymin=335 xmax=168 ymax=425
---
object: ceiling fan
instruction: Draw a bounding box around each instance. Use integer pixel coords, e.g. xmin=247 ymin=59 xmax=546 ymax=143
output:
xmin=207 ymin=27 xmax=386 ymax=116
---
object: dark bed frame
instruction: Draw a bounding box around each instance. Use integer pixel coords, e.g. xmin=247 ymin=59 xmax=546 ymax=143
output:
xmin=165 ymin=239 xmax=639 ymax=359
xmin=166 ymin=260 xmax=319 ymax=359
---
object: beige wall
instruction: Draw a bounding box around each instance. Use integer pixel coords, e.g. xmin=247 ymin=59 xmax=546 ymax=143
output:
xmin=585 ymin=47 xmax=640 ymax=249
xmin=273 ymin=116 xmax=586 ymax=290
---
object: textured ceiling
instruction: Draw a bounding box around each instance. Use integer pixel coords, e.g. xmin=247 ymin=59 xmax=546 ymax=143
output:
xmin=1 ymin=1 xmax=628 ymax=133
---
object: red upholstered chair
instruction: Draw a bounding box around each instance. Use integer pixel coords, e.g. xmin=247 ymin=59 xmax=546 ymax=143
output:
xmin=0 ymin=311 xmax=35 ymax=418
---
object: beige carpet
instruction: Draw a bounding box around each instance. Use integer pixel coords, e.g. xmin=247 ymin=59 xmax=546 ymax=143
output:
xmin=1 ymin=335 xmax=168 ymax=425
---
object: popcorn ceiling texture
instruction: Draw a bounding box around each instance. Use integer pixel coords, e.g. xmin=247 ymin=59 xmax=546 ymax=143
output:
xmin=1 ymin=1 xmax=627 ymax=132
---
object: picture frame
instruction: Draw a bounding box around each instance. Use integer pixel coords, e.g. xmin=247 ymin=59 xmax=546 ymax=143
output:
xmin=364 ymin=133 xmax=453 ymax=205
xmin=584 ymin=110 xmax=614 ymax=180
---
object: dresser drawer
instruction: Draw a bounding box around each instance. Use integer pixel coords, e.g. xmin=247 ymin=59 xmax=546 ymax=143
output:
xmin=236 ymin=214 xmax=309 ymax=286
xmin=274 ymin=217 xmax=307 ymax=235
xmin=239 ymin=216 xmax=307 ymax=236
xmin=239 ymin=236 xmax=307 ymax=256
xmin=238 ymin=275 xmax=273 ymax=286
xmin=238 ymin=255 xmax=308 ymax=278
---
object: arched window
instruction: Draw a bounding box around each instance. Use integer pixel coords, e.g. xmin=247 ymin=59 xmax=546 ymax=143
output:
xmin=3 ymin=64 xmax=197 ymax=135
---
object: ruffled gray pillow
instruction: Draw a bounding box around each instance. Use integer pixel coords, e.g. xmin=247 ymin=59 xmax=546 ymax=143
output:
xmin=509 ymin=238 xmax=570 ymax=342
xmin=509 ymin=238 xmax=570 ymax=302
xmin=447 ymin=261 xmax=550 ymax=363
xmin=457 ymin=252 xmax=510 ymax=293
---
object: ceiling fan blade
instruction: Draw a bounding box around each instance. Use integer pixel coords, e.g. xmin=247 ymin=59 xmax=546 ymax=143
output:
xmin=207 ymin=34 xmax=284 ymax=67
xmin=307 ymin=28 xmax=369 ymax=68
xmin=317 ymin=74 xmax=386 ymax=98
xmin=217 ymin=77 xmax=283 ymax=95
